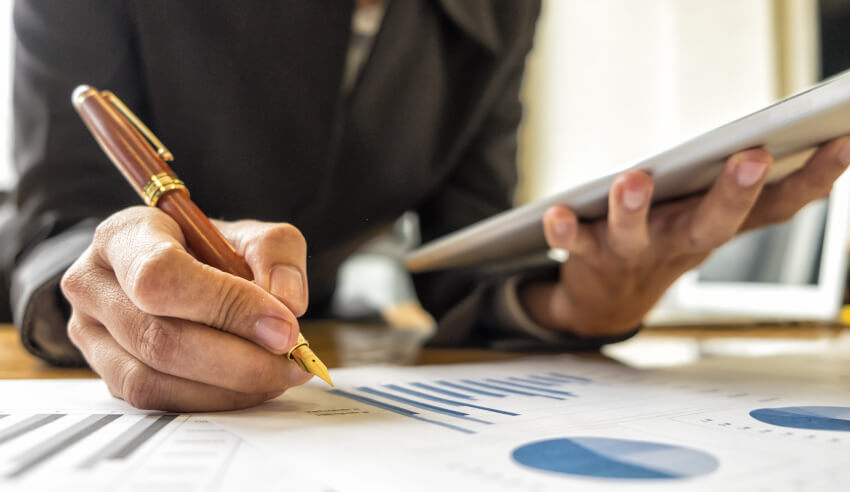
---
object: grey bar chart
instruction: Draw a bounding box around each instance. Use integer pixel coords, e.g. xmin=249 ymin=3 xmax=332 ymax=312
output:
xmin=7 ymin=414 xmax=120 ymax=478
xmin=0 ymin=414 xmax=64 ymax=446
xmin=79 ymin=413 xmax=178 ymax=469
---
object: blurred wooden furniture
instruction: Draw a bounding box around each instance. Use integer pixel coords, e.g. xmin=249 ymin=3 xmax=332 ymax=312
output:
xmin=2 ymin=321 xmax=849 ymax=380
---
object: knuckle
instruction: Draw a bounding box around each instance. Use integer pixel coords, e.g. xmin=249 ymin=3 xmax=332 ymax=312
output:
xmin=608 ymin=229 xmax=649 ymax=259
xmin=686 ymin=216 xmax=738 ymax=251
xmin=93 ymin=207 xmax=146 ymax=249
xmin=127 ymin=243 xmax=184 ymax=313
xmin=60 ymin=248 xmax=100 ymax=302
xmin=92 ymin=215 xmax=120 ymax=249
xmin=248 ymin=223 xmax=307 ymax=260
xmin=119 ymin=360 xmax=165 ymax=410
xmin=269 ymin=223 xmax=306 ymax=248
xmin=687 ymin=232 xmax=726 ymax=252
xmin=611 ymin=243 xmax=647 ymax=261
xmin=135 ymin=318 xmax=180 ymax=368
xmin=66 ymin=315 xmax=87 ymax=347
xmin=60 ymin=264 xmax=85 ymax=301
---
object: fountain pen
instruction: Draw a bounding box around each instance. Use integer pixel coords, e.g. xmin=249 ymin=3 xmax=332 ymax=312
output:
xmin=71 ymin=85 xmax=333 ymax=387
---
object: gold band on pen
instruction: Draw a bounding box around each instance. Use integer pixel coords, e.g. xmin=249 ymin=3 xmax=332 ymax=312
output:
xmin=287 ymin=333 xmax=310 ymax=360
xmin=143 ymin=172 xmax=188 ymax=207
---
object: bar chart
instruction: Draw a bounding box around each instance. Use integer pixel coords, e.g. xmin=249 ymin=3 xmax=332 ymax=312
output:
xmin=329 ymin=371 xmax=585 ymax=434
xmin=0 ymin=410 xmax=251 ymax=491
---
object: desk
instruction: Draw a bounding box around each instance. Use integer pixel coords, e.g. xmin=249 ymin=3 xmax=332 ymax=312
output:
xmin=2 ymin=321 xmax=849 ymax=379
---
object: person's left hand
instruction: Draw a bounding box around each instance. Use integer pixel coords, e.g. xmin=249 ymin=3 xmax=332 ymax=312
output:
xmin=519 ymin=135 xmax=850 ymax=337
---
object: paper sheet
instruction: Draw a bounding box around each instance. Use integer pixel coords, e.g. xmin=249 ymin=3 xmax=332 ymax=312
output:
xmin=1 ymin=354 xmax=849 ymax=491
xmin=0 ymin=380 xmax=323 ymax=491
xmin=207 ymin=354 xmax=850 ymax=491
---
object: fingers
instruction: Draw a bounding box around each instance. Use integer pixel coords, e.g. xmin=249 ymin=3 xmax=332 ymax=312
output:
xmin=606 ymin=171 xmax=653 ymax=258
xmin=213 ymin=220 xmax=309 ymax=317
xmin=544 ymin=171 xmax=653 ymax=259
xmin=677 ymin=148 xmax=772 ymax=251
xmin=744 ymin=135 xmax=850 ymax=229
xmin=542 ymin=206 xmax=598 ymax=256
xmin=63 ymin=262 xmax=311 ymax=393
xmin=67 ymin=314 xmax=278 ymax=412
xmin=90 ymin=207 xmax=299 ymax=354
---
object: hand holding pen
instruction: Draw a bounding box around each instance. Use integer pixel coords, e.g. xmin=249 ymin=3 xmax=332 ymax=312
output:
xmin=60 ymin=86 xmax=330 ymax=412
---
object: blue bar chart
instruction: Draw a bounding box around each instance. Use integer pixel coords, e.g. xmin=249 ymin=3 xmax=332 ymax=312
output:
xmin=329 ymin=373 xmax=582 ymax=434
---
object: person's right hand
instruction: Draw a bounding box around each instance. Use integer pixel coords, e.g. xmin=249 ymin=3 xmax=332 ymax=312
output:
xmin=60 ymin=206 xmax=312 ymax=412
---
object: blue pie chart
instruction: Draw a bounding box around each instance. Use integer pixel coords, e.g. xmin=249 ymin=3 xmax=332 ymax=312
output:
xmin=750 ymin=406 xmax=850 ymax=431
xmin=512 ymin=437 xmax=719 ymax=480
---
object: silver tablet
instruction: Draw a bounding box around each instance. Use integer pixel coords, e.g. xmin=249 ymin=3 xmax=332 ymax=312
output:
xmin=405 ymin=69 xmax=850 ymax=272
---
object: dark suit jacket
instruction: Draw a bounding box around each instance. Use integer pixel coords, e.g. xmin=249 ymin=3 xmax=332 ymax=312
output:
xmin=2 ymin=0 xmax=633 ymax=365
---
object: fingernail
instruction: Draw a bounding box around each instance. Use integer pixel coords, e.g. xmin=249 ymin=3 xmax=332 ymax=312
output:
xmin=839 ymin=142 xmax=850 ymax=167
xmin=255 ymin=317 xmax=293 ymax=352
xmin=552 ymin=219 xmax=573 ymax=239
xmin=270 ymin=265 xmax=304 ymax=304
xmin=622 ymin=189 xmax=646 ymax=211
xmin=736 ymin=160 xmax=768 ymax=187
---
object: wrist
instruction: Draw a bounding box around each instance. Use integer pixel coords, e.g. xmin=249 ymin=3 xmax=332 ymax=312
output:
xmin=516 ymin=279 xmax=567 ymax=331
xmin=517 ymin=278 xmax=645 ymax=338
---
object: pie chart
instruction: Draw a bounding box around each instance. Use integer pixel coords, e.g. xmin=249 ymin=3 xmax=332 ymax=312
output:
xmin=749 ymin=406 xmax=850 ymax=431
xmin=511 ymin=437 xmax=719 ymax=480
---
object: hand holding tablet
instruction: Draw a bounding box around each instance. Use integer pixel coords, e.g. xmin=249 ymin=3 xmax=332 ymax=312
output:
xmin=526 ymin=141 xmax=848 ymax=336
xmin=407 ymin=69 xmax=850 ymax=272
xmin=406 ymin=70 xmax=850 ymax=337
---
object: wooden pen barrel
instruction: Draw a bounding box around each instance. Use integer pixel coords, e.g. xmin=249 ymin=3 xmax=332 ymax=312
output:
xmin=72 ymin=86 xmax=254 ymax=280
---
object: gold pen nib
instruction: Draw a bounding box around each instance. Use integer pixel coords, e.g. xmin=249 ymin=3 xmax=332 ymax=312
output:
xmin=288 ymin=333 xmax=334 ymax=387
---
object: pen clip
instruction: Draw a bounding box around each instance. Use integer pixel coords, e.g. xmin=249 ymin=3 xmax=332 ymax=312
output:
xmin=102 ymin=91 xmax=174 ymax=162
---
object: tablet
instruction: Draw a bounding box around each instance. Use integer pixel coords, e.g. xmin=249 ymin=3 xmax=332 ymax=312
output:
xmin=405 ymin=69 xmax=850 ymax=272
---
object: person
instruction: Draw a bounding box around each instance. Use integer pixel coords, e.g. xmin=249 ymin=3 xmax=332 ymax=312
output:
xmin=1 ymin=0 xmax=848 ymax=412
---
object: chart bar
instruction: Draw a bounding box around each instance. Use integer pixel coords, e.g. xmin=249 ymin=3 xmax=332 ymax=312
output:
xmin=110 ymin=413 xmax=176 ymax=459
xmin=437 ymin=380 xmax=506 ymax=397
xmin=329 ymin=389 xmax=476 ymax=434
xmin=526 ymin=375 xmax=570 ymax=385
xmin=357 ymin=387 xmax=492 ymax=424
xmin=385 ymin=385 xmax=519 ymax=416
xmin=549 ymin=372 xmax=592 ymax=383
xmin=6 ymin=414 xmax=120 ymax=478
xmin=487 ymin=379 xmax=576 ymax=397
xmin=509 ymin=376 xmax=557 ymax=386
xmin=411 ymin=382 xmax=475 ymax=400
xmin=0 ymin=414 xmax=65 ymax=446
xmin=79 ymin=414 xmax=178 ymax=469
xmin=462 ymin=380 xmax=564 ymax=400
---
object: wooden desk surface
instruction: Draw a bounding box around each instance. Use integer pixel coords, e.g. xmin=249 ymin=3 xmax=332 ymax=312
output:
xmin=2 ymin=321 xmax=848 ymax=380
xmin=0 ymin=321 xmax=533 ymax=380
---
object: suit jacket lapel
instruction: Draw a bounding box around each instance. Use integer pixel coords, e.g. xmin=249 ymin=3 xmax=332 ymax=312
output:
xmin=437 ymin=0 xmax=502 ymax=53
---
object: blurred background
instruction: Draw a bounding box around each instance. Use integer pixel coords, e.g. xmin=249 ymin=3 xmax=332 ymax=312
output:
xmin=0 ymin=1 xmax=12 ymax=192
xmin=0 ymin=1 xmax=849 ymax=307
xmin=0 ymin=0 xmax=846 ymax=202
xmin=518 ymin=0 xmax=842 ymax=202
